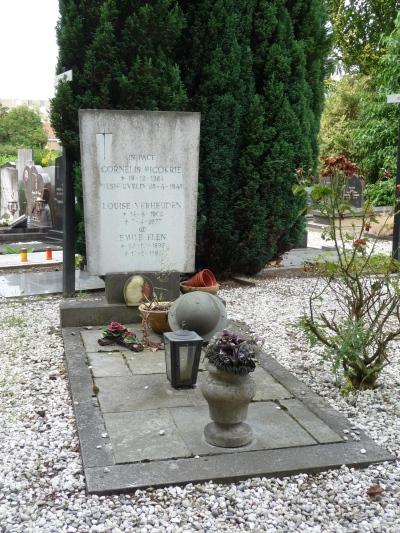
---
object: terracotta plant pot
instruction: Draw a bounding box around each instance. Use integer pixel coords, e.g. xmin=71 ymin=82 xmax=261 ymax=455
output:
xmin=182 ymin=269 xmax=217 ymax=288
xmin=179 ymin=282 xmax=220 ymax=295
xmin=139 ymin=302 xmax=172 ymax=334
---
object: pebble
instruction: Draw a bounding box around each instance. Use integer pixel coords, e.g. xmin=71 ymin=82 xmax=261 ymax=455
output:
xmin=0 ymin=282 xmax=399 ymax=532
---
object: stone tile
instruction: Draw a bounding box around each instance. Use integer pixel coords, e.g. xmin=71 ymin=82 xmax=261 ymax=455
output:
xmin=88 ymin=352 xmax=130 ymax=378
xmin=126 ymin=351 xmax=166 ymax=375
xmin=170 ymin=402 xmax=316 ymax=456
xmin=249 ymin=402 xmax=316 ymax=448
xmin=104 ymin=409 xmax=191 ymax=463
xmin=252 ymin=367 xmax=293 ymax=401
xmin=280 ymin=399 xmax=343 ymax=444
xmin=81 ymin=324 xmax=161 ymax=353
xmin=95 ymin=374 xmax=193 ymax=412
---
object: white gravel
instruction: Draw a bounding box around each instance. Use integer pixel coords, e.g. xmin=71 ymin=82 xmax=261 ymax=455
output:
xmin=0 ymin=283 xmax=399 ymax=533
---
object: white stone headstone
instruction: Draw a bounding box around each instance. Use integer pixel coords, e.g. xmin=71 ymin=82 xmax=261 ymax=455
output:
xmin=0 ymin=166 xmax=19 ymax=219
xmin=79 ymin=110 xmax=201 ymax=276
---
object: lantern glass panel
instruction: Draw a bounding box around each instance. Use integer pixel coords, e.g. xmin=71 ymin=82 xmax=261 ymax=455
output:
xmin=164 ymin=338 xmax=172 ymax=381
xmin=179 ymin=344 xmax=197 ymax=381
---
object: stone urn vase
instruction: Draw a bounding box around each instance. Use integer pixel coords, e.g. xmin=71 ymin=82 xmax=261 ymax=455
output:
xmin=201 ymin=361 xmax=256 ymax=448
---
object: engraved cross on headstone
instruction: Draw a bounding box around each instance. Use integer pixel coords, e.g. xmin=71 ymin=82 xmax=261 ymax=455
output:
xmin=96 ymin=130 xmax=112 ymax=160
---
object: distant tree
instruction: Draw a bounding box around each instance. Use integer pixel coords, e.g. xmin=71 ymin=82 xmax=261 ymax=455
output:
xmin=326 ymin=0 xmax=399 ymax=74
xmin=319 ymin=75 xmax=369 ymax=163
xmin=0 ymin=106 xmax=47 ymax=149
xmin=354 ymin=13 xmax=400 ymax=181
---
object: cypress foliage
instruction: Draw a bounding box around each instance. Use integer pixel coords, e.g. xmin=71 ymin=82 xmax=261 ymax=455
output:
xmin=51 ymin=0 xmax=186 ymax=253
xmin=180 ymin=0 xmax=328 ymax=274
xmin=178 ymin=0 xmax=255 ymax=273
xmin=236 ymin=0 xmax=304 ymax=272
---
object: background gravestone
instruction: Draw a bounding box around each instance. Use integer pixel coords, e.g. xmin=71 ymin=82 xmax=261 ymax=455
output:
xmin=0 ymin=164 xmax=19 ymax=219
xmin=22 ymin=163 xmax=53 ymax=227
xmin=53 ymin=155 xmax=65 ymax=231
xmin=79 ymin=110 xmax=201 ymax=276
xmin=344 ymin=175 xmax=364 ymax=208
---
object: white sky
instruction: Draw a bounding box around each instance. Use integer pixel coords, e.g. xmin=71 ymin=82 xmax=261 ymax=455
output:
xmin=0 ymin=0 xmax=59 ymax=100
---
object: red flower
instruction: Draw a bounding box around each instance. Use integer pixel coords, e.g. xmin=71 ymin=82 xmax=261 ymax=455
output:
xmin=364 ymin=223 xmax=371 ymax=232
xmin=353 ymin=239 xmax=367 ymax=247
xmin=107 ymin=322 xmax=127 ymax=334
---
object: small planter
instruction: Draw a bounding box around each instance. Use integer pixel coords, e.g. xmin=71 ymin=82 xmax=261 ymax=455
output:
xmin=139 ymin=302 xmax=171 ymax=334
xmin=201 ymin=361 xmax=256 ymax=447
xmin=182 ymin=269 xmax=217 ymax=288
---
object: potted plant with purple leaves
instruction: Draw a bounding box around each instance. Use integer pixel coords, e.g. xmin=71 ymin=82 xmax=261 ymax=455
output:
xmin=201 ymin=330 xmax=261 ymax=448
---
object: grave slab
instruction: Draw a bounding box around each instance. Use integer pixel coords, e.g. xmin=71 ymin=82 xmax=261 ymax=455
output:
xmin=87 ymin=352 xmax=129 ymax=378
xmin=126 ymin=351 xmax=166 ymax=375
xmin=96 ymin=374 xmax=194 ymax=412
xmin=104 ymin=409 xmax=191 ymax=463
xmin=62 ymin=326 xmax=394 ymax=494
xmin=280 ymin=398 xmax=343 ymax=444
xmin=169 ymin=403 xmax=316 ymax=457
xmin=252 ymin=366 xmax=293 ymax=401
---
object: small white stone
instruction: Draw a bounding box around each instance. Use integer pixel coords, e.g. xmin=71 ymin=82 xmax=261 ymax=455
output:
xmin=360 ymin=449 xmax=367 ymax=454
xmin=144 ymin=386 xmax=149 ymax=390
xmin=343 ymin=429 xmax=349 ymax=434
xmin=101 ymin=433 xmax=108 ymax=438
xmin=159 ymin=430 xmax=165 ymax=436
xmin=96 ymin=445 xmax=102 ymax=449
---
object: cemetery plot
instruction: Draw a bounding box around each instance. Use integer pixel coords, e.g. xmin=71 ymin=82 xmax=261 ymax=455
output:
xmin=62 ymin=322 xmax=393 ymax=494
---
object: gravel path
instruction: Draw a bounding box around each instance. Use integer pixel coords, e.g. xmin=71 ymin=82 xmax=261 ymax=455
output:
xmin=0 ymin=281 xmax=399 ymax=533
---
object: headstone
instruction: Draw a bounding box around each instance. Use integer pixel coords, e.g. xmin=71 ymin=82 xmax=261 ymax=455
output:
xmin=0 ymin=165 xmax=19 ymax=219
xmin=53 ymin=155 xmax=65 ymax=231
xmin=22 ymin=163 xmax=53 ymax=227
xmin=17 ymin=148 xmax=32 ymax=185
xmin=343 ymin=175 xmax=363 ymax=208
xmin=79 ymin=110 xmax=201 ymax=276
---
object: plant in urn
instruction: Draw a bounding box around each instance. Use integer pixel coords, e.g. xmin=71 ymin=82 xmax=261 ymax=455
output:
xmin=201 ymin=330 xmax=261 ymax=447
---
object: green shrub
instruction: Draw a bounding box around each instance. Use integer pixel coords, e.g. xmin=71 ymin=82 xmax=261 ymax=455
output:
xmin=295 ymin=156 xmax=400 ymax=393
xmin=364 ymin=177 xmax=395 ymax=206
xmin=32 ymin=148 xmax=60 ymax=167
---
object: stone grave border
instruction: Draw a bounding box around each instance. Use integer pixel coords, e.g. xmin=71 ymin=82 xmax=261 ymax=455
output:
xmin=63 ymin=327 xmax=394 ymax=494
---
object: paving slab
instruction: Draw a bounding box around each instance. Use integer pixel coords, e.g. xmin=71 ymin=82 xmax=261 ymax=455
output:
xmin=104 ymin=409 xmax=191 ymax=463
xmin=170 ymin=403 xmax=316 ymax=457
xmin=252 ymin=366 xmax=292 ymax=400
xmin=126 ymin=351 xmax=166 ymax=375
xmin=62 ymin=325 xmax=394 ymax=494
xmin=0 ymin=270 xmax=104 ymax=297
xmin=88 ymin=352 xmax=130 ymax=378
xmin=96 ymin=374 xmax=195 ymax=412
xmin=280 ymin=399 xmax=343 ymax=444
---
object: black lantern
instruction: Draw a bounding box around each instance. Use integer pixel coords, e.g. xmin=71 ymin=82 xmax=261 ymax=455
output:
xmin=163 ymin=330 xmax=203 ymax=388
xmin=7 ymin=200 xmax=18 ymax=215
